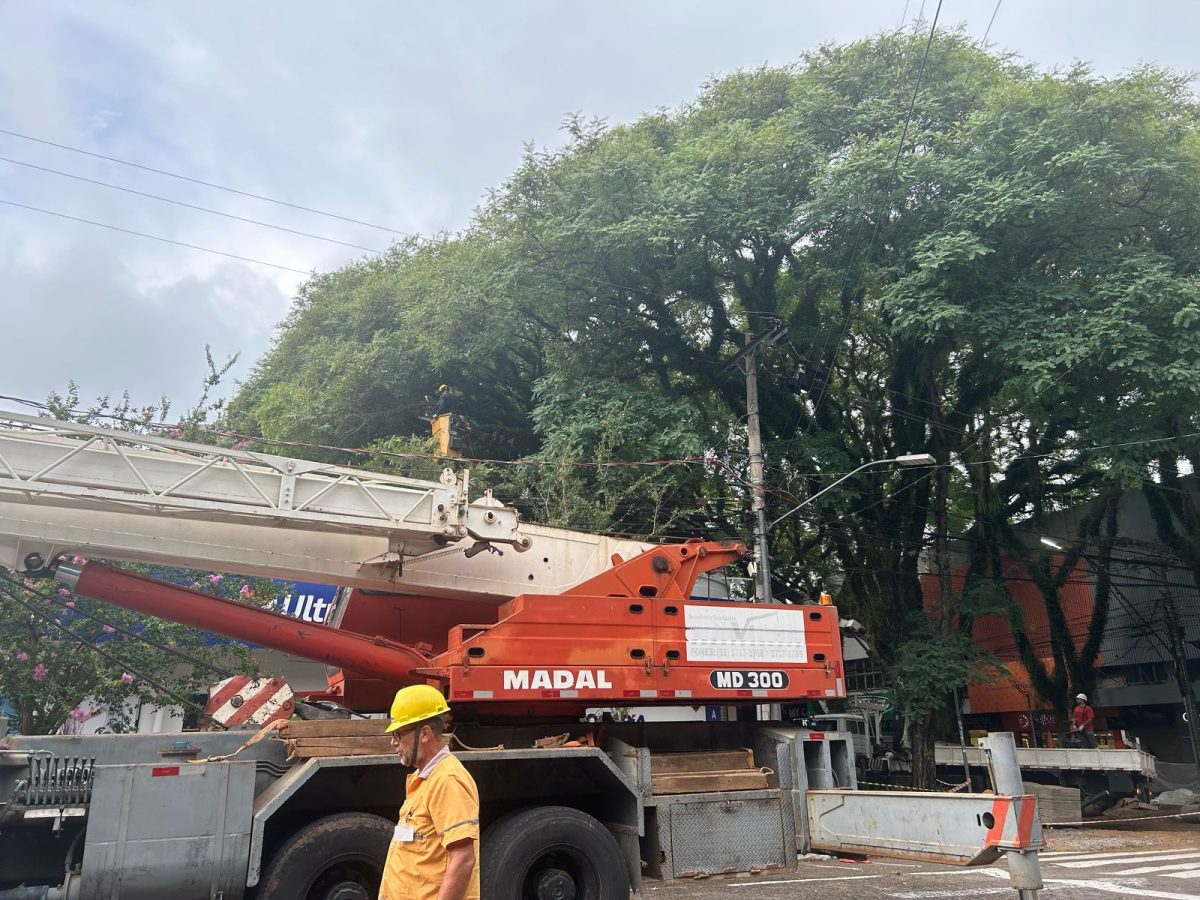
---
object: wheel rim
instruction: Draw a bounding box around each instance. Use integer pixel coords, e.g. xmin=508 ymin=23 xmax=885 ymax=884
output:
xmin=522 ymin=848 xmax=595 ymax=900
xmin=534 ymin=867 xmax=576 ymax=900
xmin=303 ymin=853 xmax=380 ymax=900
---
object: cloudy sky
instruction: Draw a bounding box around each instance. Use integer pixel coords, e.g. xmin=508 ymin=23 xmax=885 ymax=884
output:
xmin=1 ymin=1 xmax=1196 ymax=417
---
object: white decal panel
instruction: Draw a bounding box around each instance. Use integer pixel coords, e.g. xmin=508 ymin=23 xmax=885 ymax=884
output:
xmin=683 ymin=605 xmax=807 ymax=663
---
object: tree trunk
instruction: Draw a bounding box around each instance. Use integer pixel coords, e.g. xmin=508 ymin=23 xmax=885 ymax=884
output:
xmin=910 ymin=713 xmax=936 ymax=790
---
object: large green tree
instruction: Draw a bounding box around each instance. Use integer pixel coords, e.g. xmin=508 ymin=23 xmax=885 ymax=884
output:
xmin=229 ymin=28 xmax=1200 ymax=783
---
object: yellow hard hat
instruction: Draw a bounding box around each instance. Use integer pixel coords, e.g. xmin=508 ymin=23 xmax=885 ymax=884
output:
xmin=438 ymin=384 xmax=449 ymax=392
xmin=385 ymin=684 xmax=450 ymax=733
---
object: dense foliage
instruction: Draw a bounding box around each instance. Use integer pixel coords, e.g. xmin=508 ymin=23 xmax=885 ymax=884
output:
xmin=225 ymin=29 xmax=1200 ymax=781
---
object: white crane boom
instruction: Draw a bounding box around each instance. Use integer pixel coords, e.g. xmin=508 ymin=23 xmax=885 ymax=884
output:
xmin=0 ymin=411 xmax=649 ymax=600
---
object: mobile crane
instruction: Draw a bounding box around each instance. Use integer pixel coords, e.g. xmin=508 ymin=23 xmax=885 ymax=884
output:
xmin=0 ymin=411 xmax=1045 ymax=899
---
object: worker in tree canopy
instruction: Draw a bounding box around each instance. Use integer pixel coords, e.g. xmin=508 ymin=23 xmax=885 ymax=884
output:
xmin=1071 ymin=692 xmax=1096 ymax=748
xmin=380 ymin=685 xmax=480 ymax=900
xmin=433 ymin=383 xmax=453 ymax=416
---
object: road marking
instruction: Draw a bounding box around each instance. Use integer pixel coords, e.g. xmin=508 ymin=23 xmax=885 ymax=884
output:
xmin=725 ymin=875 xmax=881 ymax=886
xmin=1056 ymin=851 xmax=1200 ymax=868
xmin=799 ymin=862 xmax=922 ymax=870
xmin=887 ymin=891 xmax=1015 ymax=898
xmin=978 ymin=867 xmax=1200 ymax=899
xmin=1040 ymin=848 xmax=1174 ymax=861
xmin=1164 ymin=869 xmax=1200 ymax=879
xmin=1045 ymin=880 xmax=1200 ymax=899
xmin=1119 ymin=862 xmax=1200 ymax=876
xmin=909 ymin=869 xmax=993 ymax=876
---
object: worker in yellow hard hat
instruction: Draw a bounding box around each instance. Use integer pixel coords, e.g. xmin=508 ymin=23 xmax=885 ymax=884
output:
xmin=379 ymin=684 xmax=480 ymax=900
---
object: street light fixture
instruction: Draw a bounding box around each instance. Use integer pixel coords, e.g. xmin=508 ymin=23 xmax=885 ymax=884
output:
xmin=768 ymin=453 xmax=937 ymax=531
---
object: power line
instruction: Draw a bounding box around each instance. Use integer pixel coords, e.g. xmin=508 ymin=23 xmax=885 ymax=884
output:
xmin=4 ymin=391 xmax=1194 ymax=490
xmin=0 ymin=155 xmax=384 ymax=254
xmin=0 ymin=126 xmax=687 ymax=304
xmin=771 ymin=488 xmax=1200 ymax=572
xmin=983 ymin=0 xmax=1003 ymax=43
xmin=845 ymin=309 xmax=1112 ymax=538
xmin=784 ymin=339 xmax=974 ymax=426
xmin=0 ymin=126 xmax=411 ymax=236
xmin=0 ymin=198 xmax=312 ymax=275
xmin=0 ymin=394 xmax=778 ymax=478
xmin=0 ymin=128 xmax=664 ymax=299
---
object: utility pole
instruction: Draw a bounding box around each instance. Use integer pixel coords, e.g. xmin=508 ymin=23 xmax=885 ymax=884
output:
xmin=744 ymin=330 xmax=773 ymax=604
xmin=1164 ymin=589 xmax=1200 ymax=784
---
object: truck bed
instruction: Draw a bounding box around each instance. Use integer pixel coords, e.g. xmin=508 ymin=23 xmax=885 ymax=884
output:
xmin=935 ymin=743 xmax=1156 ymax=777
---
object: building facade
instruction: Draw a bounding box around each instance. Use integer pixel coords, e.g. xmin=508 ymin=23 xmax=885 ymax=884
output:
xmin=926 ymin=482 xmax=1200 ymax=764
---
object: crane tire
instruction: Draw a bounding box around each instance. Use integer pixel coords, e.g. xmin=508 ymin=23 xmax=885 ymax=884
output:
xmin=481 ymin=805 xmax=630 ymax=900
xmin=256 ymin=811 xmax=392 ymax=900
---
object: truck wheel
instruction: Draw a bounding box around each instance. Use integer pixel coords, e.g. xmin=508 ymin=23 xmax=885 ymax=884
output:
xmin=257 ymin=811 xmax=393 ymax=900
xmin=482 ymin=806 xmax=630 ymax=900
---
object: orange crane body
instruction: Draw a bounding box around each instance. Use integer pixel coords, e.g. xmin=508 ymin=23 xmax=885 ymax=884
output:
xmin=62 ymin=540 xmax=844 ymax=715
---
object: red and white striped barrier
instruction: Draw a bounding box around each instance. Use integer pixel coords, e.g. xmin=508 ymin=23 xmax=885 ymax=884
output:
xmin=205 ymin=676 xmax=295 ymax=727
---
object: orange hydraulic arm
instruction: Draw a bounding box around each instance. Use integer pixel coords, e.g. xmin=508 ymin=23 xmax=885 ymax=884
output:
xmin=57 ymin=561 xmax=432 ymax=685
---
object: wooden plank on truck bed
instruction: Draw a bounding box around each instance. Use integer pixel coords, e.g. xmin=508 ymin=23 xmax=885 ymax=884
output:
xmin=650 ymin=749 xmax=754 ymax=775
xmin=278 ymin=719 xmax=388 ymax=738
xmin=651 ymin=770 xmax=769 ymax=794
xmin=287 ymin=742 xmax=396 ymax=760
xmin=286 ymin=736 xmax=396 ymax=751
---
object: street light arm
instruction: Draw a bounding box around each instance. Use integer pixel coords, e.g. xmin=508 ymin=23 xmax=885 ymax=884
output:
xmin=769 ymin=459 xmax=896 ymax=531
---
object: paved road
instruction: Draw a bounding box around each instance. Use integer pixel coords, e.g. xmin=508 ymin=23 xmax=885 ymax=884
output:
xmin=643 ymin=845 xmax=1200 ymax=899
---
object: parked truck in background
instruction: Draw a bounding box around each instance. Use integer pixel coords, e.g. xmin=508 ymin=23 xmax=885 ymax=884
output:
xmin=815 ymin=707 xmax=1157 ymax=816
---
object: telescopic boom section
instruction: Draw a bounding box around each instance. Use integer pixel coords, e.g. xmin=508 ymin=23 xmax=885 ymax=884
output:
xmin=56 ymin=561 xmax=431 ymax=685
xmin=0 ymin=410 xmax=657 ymax=599
xmin=0 ymin=409 xmax=529 ymax=586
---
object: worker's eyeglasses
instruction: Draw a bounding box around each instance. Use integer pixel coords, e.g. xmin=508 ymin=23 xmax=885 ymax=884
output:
xmin=389 ymin=727 xmax=418 ymax=743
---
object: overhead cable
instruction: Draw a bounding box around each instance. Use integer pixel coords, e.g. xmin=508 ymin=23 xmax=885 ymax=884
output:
xmin=0 ymin=198 xmax=312 ymax=275
xmin=804 ymin=0 xmax=944 ymax=434
xmin=0 ymin=125 xmax=411 ymax=236
xmin=0 ymin=154 xmax=384 ymax=253
xmin=983 ymin=0 xmax=1003 ymax=42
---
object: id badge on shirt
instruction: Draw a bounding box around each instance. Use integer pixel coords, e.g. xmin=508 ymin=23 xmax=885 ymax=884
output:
xmin=393 ymin=824 xmax=415 ymax=843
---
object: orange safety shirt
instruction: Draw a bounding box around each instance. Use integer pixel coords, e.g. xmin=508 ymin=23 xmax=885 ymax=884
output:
xmin=379 ymin=747 xmax=481 ymax=900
